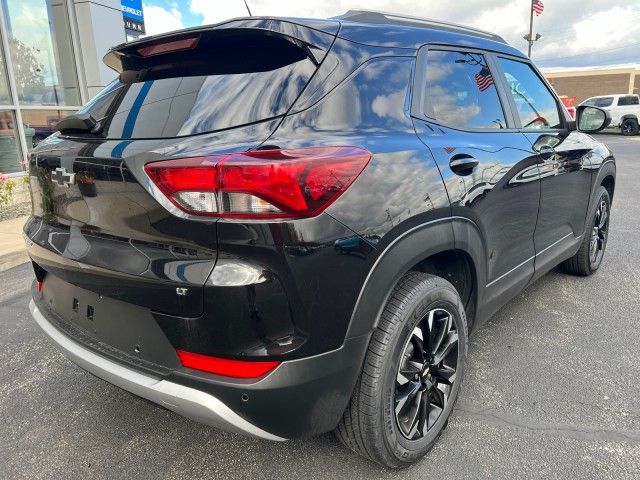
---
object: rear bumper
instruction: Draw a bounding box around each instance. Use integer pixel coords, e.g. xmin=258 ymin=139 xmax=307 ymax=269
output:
xmin=30 ymin=297 xmax=369 ymax=439
xmin=30 ymin=299 xmax=285 ymax=441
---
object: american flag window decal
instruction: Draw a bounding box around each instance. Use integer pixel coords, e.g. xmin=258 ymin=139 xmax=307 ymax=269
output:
xmin=422 ymin=50 xmax=506 ymax=129
xmin=475 ymin=66 xmax=495 ymax=92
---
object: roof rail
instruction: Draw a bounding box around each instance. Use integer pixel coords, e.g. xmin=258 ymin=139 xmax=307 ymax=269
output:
xmin=335 ymin=10 xmax=506 ymax=44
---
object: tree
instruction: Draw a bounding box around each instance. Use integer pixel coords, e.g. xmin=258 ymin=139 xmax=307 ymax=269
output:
xmin=1 ymin=37 xmax=45 ymax=96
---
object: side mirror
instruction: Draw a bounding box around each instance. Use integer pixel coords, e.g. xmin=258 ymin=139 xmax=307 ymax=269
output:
xmin=575 ymin=105 xmax=611 ymax=133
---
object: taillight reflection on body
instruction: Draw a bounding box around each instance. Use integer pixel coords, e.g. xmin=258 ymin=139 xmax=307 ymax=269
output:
xmin=144 ymin=147 xmax=372 ymax=219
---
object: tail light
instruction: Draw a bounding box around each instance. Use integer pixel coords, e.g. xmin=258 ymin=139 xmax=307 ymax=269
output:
xmin=136 ymin=34 xmax=199 ymax=57
xmin=144 ymin=147 xmax=371 ymax=219
xmin=176 ymin=350 xmax=280 ymax=378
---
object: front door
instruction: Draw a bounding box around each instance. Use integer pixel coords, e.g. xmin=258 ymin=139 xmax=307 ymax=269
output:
xmin=493 ymin=56 xmax=593 ymax=274
xmin=412 ymin=48 xmax=542 ymax=300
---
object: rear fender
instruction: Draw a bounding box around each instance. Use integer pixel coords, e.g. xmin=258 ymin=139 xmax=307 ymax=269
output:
xmin=345 ymin=217 xmax=487 ymax=339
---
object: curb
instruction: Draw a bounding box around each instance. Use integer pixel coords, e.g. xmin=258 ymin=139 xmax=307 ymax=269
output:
xmin=0 ymin=250 xmax=29 ymax=273
xmin=0 ymin=215 xmax=29 ymax=273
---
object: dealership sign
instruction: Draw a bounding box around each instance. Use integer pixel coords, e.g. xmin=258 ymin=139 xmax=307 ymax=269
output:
xmin=121 ymin=0 xmax=145 ymax=34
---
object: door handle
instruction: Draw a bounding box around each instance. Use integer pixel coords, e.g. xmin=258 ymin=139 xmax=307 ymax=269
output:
xmin=536 ymin=145 xmax=556 ymax=161
xmin=449 ymin=154 xmax=479 ymax=176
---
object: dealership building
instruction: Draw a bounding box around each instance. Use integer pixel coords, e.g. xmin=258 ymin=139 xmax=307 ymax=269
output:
xmin=0 ymin=0 xmax=145 ymax=175
xmin=544 ymin=64 xmax=640 ymax=104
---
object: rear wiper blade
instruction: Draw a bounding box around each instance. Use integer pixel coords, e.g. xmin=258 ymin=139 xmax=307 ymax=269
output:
xmin=55 ymin=113 xmax=103 ymax=135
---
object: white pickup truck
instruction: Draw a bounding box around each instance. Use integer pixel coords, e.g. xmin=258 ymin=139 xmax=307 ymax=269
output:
xmin=580 ymin=94 xmax=640 ymax=135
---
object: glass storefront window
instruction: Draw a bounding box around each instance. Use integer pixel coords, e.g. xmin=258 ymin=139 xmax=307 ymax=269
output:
xmin=0 ymin=43 xmax=10 ymax=104
xmin=3 ymin=0 xmax=80 ymax=106
xmin=21 ymin=109 xmax=71 ymax=149
xmin=0 ymin=110 xmax=22 ymax=173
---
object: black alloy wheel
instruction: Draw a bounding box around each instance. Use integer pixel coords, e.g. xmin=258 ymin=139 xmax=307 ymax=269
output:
xmin=589 ymin=197 xmax=609 ymax=268
xmin=621 ymin=118 xmax=639 ymax=136
xmin=560 ymin=186 xmax=611 ymax=276
xmin=335 ymin=273 xmax=468 ymax=468
xmin=395 ymin=308 xmax=458 ymax=439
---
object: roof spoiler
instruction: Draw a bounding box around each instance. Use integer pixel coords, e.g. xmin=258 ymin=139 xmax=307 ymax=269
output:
xmin=104 ymin=18 xmax=339 ymax=74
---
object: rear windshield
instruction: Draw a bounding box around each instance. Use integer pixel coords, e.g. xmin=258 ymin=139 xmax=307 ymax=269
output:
xmin=78 ymin=31 xmax=318 ymax=139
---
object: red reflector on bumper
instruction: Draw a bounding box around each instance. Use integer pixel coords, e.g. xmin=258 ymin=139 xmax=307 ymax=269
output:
xmin=176 ymin=350 xmax=280 ymax=378
xmin=37 ymin=280 xmax=43 ymax=292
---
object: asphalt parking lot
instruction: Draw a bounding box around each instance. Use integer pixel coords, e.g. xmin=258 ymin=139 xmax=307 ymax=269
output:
xmin=1 ymin=133 xmax=639 ymax=479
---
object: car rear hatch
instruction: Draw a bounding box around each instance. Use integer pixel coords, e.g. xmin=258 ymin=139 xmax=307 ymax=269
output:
xmin=26 ymin=19 xmax=338 ymax=321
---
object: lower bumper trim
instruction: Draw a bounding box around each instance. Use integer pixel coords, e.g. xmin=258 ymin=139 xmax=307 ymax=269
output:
xmin=29 ymin=300 xmax=286 ymax=442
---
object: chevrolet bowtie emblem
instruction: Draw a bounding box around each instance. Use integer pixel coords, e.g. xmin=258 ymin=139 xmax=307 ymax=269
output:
xmin=52 ymin=167 xmax=75 ymax=188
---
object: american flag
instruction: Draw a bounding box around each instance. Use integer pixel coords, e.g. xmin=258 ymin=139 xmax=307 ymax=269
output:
xmin=533 ymin=0 xmax=544 ymax=16
xmin=475 ymin=66 xmax=494 ymax=92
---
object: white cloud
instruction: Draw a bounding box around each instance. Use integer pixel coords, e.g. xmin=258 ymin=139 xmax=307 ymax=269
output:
xmin=142 ymin=3 xmax=184 ymax=35
xmin=189 ymin=0 xmax=249 ymax=24
xmin=139 ymin=0 xmax=640 ymax=67
xmin=536 ymin=6 xmax=639 ymax=59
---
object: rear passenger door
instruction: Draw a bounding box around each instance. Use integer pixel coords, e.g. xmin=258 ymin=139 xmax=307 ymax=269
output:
xmin=492 ymin=56 xmax=593 ymax=276
xmin=412 ymin=47 xmax=541 ymax=302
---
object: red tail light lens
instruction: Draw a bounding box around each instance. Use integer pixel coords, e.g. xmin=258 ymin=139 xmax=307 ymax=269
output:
xmin=176 ymin=350 xmax=280 ymax=378
xmin=144 ymin=147 xmax=371 ymax=219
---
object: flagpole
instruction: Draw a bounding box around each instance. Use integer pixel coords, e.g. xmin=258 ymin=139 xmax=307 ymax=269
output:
xmin=527 ymin=0 xmax=534 ymax=57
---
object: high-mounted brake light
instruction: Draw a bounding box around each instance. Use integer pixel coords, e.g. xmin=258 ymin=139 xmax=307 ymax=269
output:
xmin=144 ymin=147 xmax=372 ymax=219
xmin=137 ymin=34 xmax=200 ymax=57
xmin=176 ymin=350 xmax=280 ymax=378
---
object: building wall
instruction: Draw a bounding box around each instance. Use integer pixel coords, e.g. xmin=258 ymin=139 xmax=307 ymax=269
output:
xmin=546 ymin=73 xmax=632 ymax=103
xmin=73 ymin=0 xmax=126 ymax=98
xmin=0 ymin=0 xmax=126 ymax=176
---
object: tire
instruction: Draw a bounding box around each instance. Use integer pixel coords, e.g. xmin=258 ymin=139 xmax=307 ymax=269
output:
xmin=335 ymin=272 xmax=468 ymax=468
xmin=621 ymin=118 xmax=639 ymax=136
xmin=560 ymin=186 xmax=611 ymax=276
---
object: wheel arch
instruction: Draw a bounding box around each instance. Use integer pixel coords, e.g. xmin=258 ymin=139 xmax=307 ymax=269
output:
xmin=345 ymin=217 xmax=487 ymax=340
xmin=594 ymin=159 xmax=616 ymax=204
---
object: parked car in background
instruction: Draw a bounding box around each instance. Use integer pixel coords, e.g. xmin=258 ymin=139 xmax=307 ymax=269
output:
xmin=559 ymin=95 xmax=577 ymax=119
xmin=25 ymin=10 xmax=616 ymax=468
xmin=581 ymin=94 xmax=640 ymax=135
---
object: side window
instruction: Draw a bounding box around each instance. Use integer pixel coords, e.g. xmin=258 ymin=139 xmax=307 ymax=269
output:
xmin=583 ymin=97 xmax=614 ymax=107
xmin=594 ymin=97 xmax=614 ymax=108
xmin=420 ymin=50 xmax=506 ymax=130
xmin=497 ymin=58 xmax=562 ymax=130
xmin=618 ymin=95 xmax=639 ymax=106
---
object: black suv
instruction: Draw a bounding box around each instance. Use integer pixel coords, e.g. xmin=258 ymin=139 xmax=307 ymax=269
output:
xmin=26 ymin=11 xmax=615 ymax=468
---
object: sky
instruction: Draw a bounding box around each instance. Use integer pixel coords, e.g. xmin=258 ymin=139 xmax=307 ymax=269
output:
xmin=140 ymin=0 xmax=640 ymax=69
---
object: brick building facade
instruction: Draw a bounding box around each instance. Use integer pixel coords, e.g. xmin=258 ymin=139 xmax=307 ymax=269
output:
xmin=543 ymin=66 xmax=639 ymax=103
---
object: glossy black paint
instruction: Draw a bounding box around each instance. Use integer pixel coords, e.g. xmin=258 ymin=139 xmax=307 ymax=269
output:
xmin=26 ymin=15 xmax=616 ymax=438
xmin=413 ymin=122 xmax=541 ymax=284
